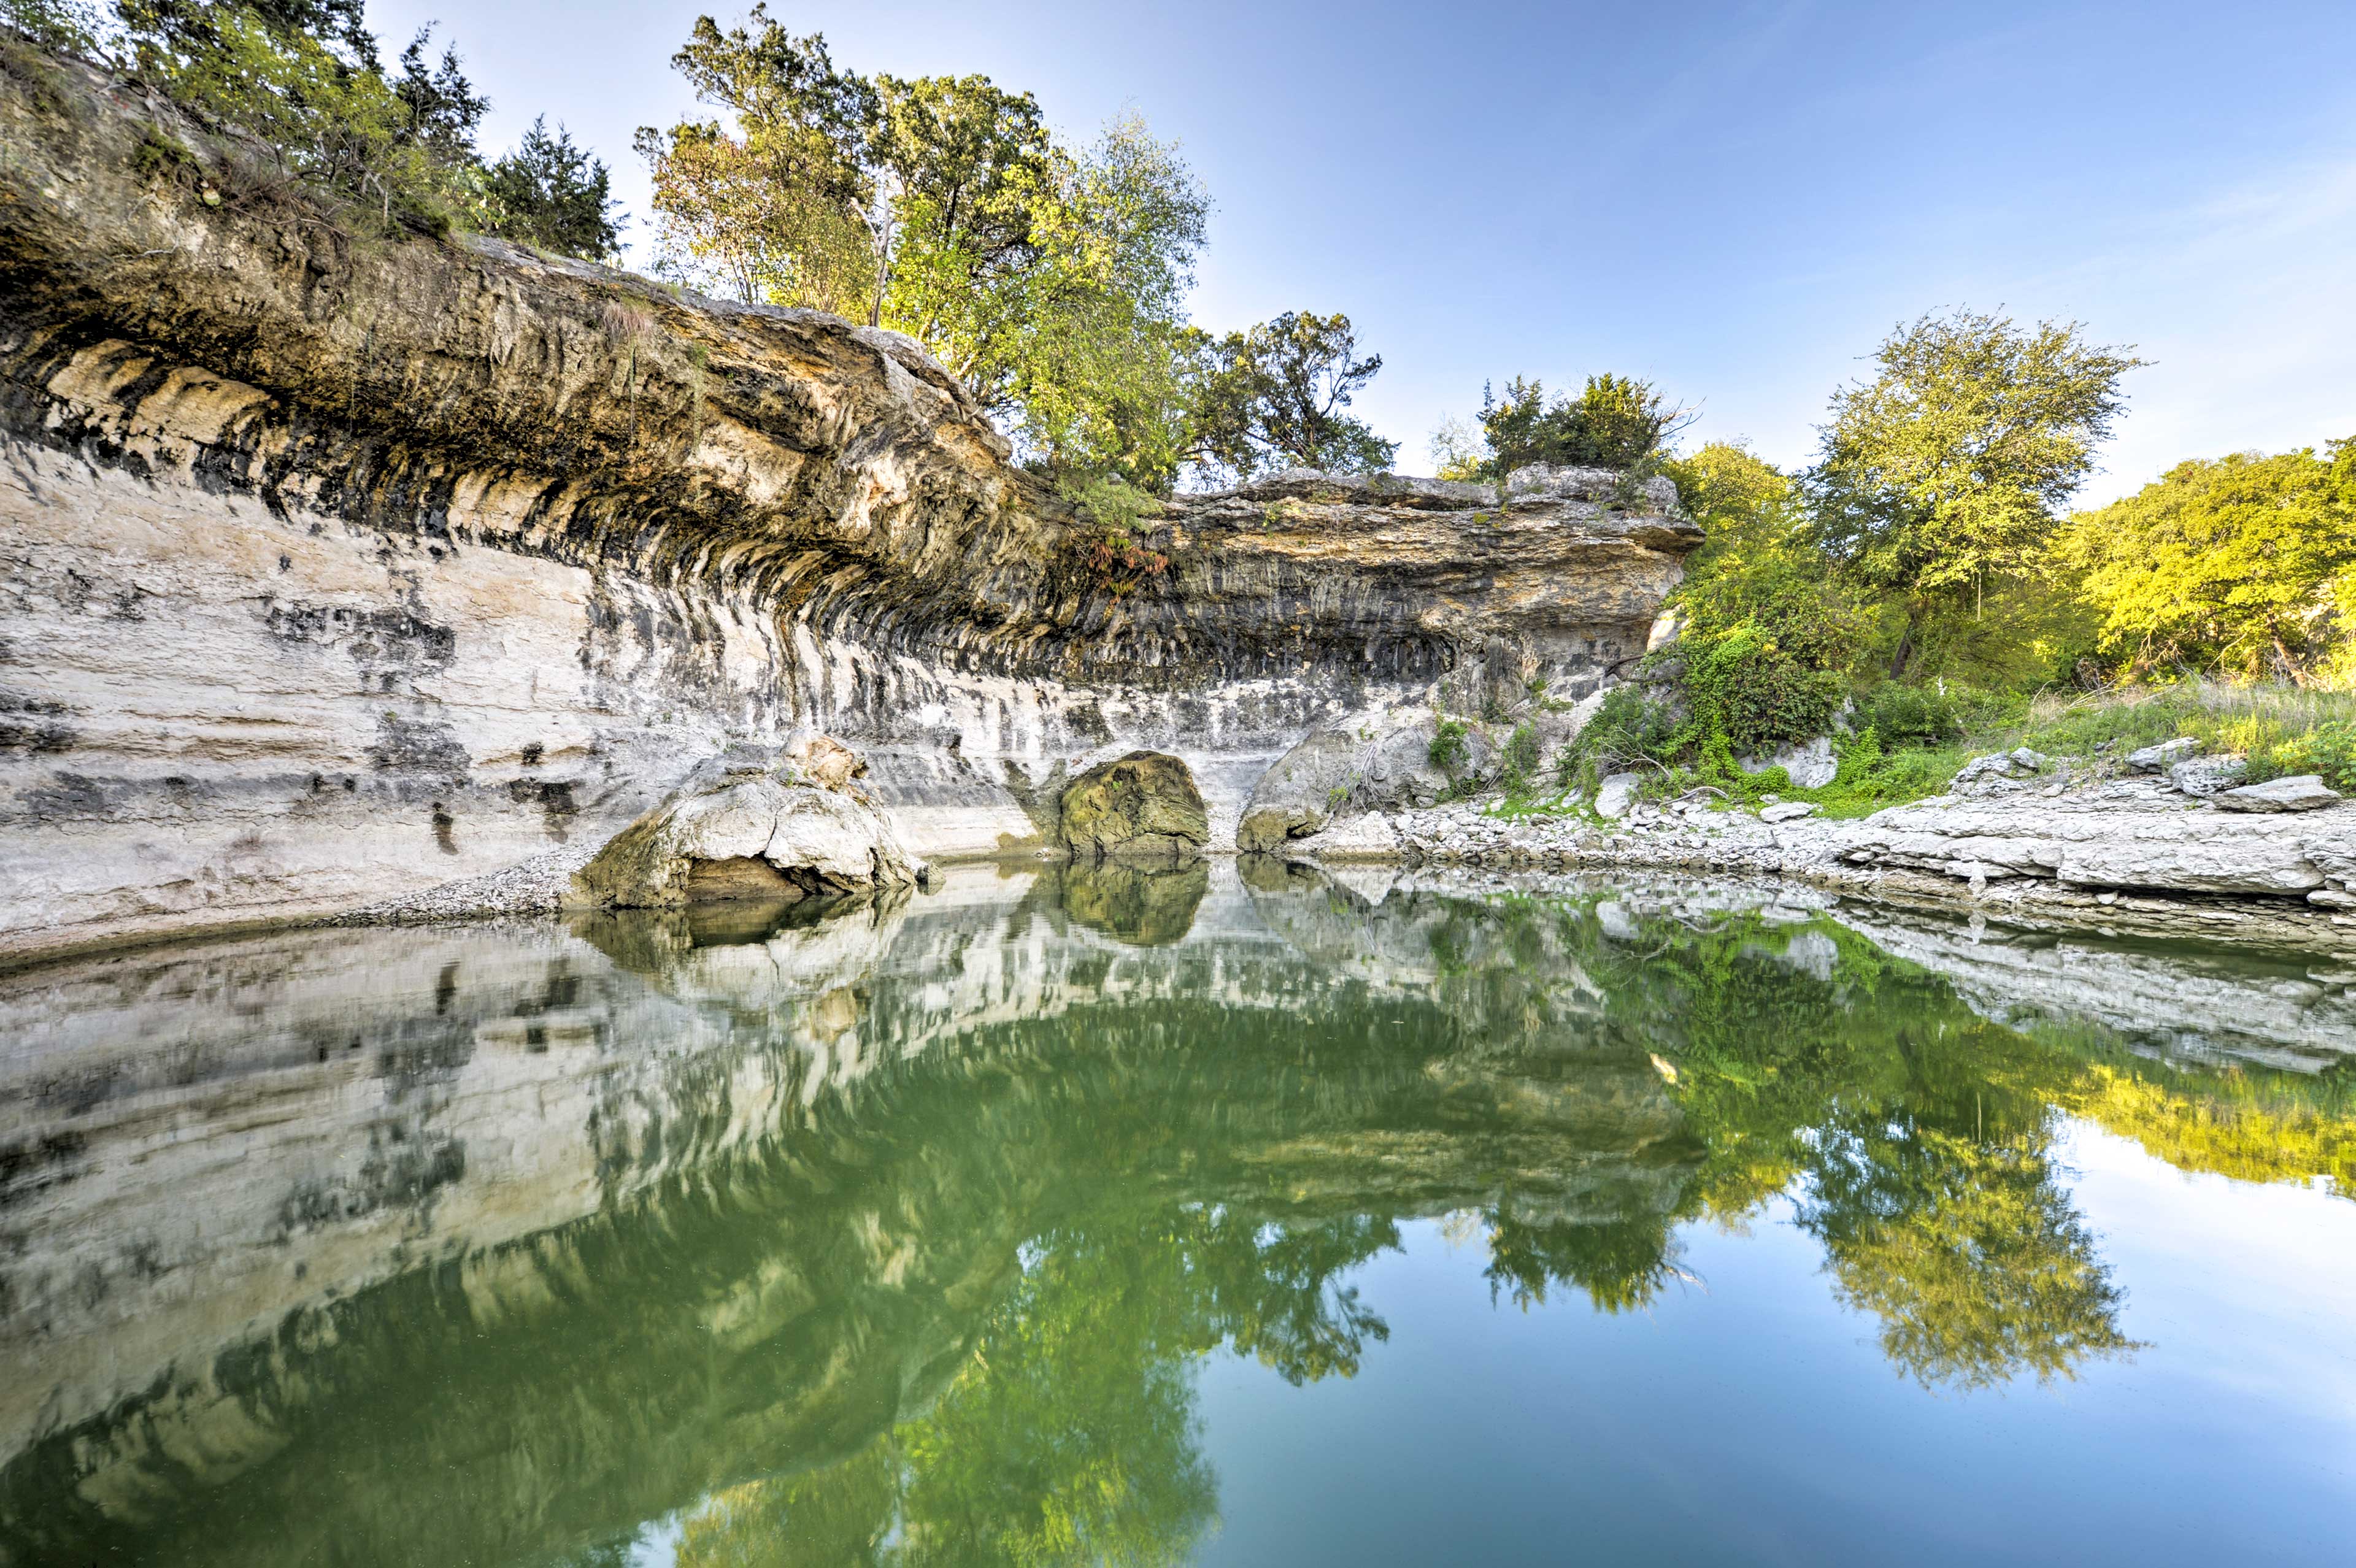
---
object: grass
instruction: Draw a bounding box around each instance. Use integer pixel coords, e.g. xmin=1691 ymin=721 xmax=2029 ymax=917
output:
xmin=1558 ymin=678 xmax=2356 ymax=822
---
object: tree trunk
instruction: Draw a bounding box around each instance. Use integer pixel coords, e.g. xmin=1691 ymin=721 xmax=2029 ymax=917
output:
xmin=2272 ymin=632 xmax=2311 ymax=687
xmin=1890 ymin=613 xmax=1917 ymax=679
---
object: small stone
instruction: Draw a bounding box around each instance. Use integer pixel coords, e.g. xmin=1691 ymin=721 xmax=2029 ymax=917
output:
xmin=2127 ymin=737 xmax=2201 ymax=771
xmin=1595 ymin=772 xmax=1642 ymax=820
xmin=2308 ymin=888 xmax=2356 ymax=909
xmin=2170 ymin=756 xmax=2247 ymax=797
xmin=2214 ymin=775 xmax=2343 ymax=813
xmin=2009 ymin=747 xmax=2047 ymax=772
xmin=1760 ymin=801 xmax=1818 ymax=823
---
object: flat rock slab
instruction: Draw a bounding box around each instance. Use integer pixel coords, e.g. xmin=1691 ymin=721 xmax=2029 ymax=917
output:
xmin=1845 ymin=797 xmax=2355 ymax=894
xmin=2216 ymin=775 xmax=2344 ymax=812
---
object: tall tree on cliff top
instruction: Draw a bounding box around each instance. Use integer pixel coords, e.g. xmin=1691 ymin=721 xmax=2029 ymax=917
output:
xmin=636 ymin=5 xmax=1210 ymax=489
xmin=1806 ymin=308 xmax=2143 ymax=674
xmin=1190 ymin=311 xmax=1398 ymax=479
xmin=478 ymin=117 xmax=625 ymax=261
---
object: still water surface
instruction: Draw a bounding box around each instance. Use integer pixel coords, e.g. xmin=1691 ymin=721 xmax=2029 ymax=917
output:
xmin=2 ymin=863 xmax=2352 ymax=1566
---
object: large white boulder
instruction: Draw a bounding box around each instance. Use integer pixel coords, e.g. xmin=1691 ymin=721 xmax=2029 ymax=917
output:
xmin=1596 ymin=772 xmax=1644 ymax=820
xmin=574 ymin=742 xmax=921 ymax=908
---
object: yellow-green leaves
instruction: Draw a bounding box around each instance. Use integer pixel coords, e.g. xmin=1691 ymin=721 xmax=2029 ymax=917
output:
xmin=2059 ymin=442 xmax=2356 ymax=682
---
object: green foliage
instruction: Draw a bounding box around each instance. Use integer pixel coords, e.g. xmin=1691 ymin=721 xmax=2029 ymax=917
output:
xmin=2258 ymin=721 xmax=2356 ymax=791
xmin=2 ymin=0 xmax=102 ymax=52
xmin=1060 ymin=473 xmax=1157 ymax=534
xmin=1472 ymin=372 xmax=1686 ymax=477
xmin=2057 ymin=440 xmax=2356 ymax=683
xmin=475 ymin=115 xmax=621 ymax=259
xmin=1563 ymin=684 xmax=1679 ymax=782
xmin=1189 ymin=310 xmax=1398 ymax=479
xmin=1634 ymin=442 xmax=1874 ymax=764
xmin=1501 ymin=720 xmax=1541 ymax=785
xmin=1428 ymin=718 xmax=1470 ymax=775
xmin=636 ymin=9 xmax=1212 ymax=490
xmin=135 ymin=8 xmax=444 ymax=226
xmin=1807 ymin=307 xmax=2144 ymax=667
xmin=1855 ymin=683 xmax=1963 ymax=745
xmin=107 ymin=5 xmax=539 ymax=238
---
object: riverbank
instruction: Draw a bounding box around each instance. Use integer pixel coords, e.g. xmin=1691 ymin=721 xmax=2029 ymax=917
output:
xmin=1363 ymin=772 xmax=2356 ymax=952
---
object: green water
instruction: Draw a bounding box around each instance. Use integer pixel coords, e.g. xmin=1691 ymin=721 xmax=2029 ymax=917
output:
xmin=2 ymin=863 xmax=2352 ymax=1566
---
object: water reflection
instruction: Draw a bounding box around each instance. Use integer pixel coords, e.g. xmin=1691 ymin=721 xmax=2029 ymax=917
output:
xmin=0 ymin=866 xmax=2349 ymax=1566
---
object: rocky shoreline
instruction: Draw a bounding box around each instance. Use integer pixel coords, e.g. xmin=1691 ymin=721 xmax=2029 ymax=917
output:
xmin=1358 ymin=776 xmax=2356 ymax=953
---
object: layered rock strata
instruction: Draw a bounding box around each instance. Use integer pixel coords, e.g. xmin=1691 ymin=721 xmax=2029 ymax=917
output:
xmin=0 ymin=55 xmax=1700 ymax=957
xmin=1283 ymin=779 xmax=2356 ymax=950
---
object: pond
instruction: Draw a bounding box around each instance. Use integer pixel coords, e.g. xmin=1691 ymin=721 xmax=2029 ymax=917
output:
xmin=2 ymin=862 xmax=2352 ymax=1566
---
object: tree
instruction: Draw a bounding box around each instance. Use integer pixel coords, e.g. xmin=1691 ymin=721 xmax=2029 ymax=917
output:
xmin=115 ymin=5 xmax=495 ymax=233
xmin=479 ymin=116 xmax=623 ymax=260
xmin=390 ymin=28 xmax=487 ymax=169
xmin=636 ymin=7 xmax=1211 ymax=494
xmin=637 ymin=7 xmax=1060 ymax=339
xmin=1004 ymin=118 xmax=1209 ymax=490
xmin=2057 ymin=440 xmax=2356 ymax=684
xmin=118 ymin=0 xmax=377 ymax=69
xmin=634 ymin=8 xmax=883 ymax=312
xmin=1806 ymin=308 xmax=2143 ymax=673
xmin=1191 ymin=310 xmax=1397 ymax=479
xmin=1657 ymin=442 xmax=1870 ymax=756
xmin=1480 ymin=372 xmax=1685 ymax=477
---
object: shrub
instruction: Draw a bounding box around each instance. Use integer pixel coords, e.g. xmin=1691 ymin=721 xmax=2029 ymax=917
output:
xmin=1502 ymin=720 xmax=1541 ymax=785
xmin=1683 ymin=628 xmax=1852 ymax=757
xmin=1855 ymin=683 xmax=1963 ymax=745
xmin=1565 ymin=686 xmax=1677 ymax=782
xmin=1429 ymin=718 xmax=1470 ymax=776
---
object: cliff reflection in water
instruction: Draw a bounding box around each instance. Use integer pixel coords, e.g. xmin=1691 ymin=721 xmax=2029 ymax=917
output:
xmin=1 ymin=861 xmax=2351 ymax=1566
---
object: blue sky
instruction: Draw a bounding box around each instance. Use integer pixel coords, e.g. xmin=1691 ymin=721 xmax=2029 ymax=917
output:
xmin=370 ymin=1 xmax=2356 ymax=502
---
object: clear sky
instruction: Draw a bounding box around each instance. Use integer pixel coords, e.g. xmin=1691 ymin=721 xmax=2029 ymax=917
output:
xmin=367 ymin=0 xmax=2356 ymax=503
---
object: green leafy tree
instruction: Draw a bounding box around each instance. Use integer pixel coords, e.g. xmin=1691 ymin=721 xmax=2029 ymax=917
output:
xmin=2057 ymin=440 xmax=2356 ymax=684
xmin=1661 ymin=442 xmax=1871 ymax=756
xmin=118 ymin=0 xmax=375 ymax=67
xmin=1471 ymin=372 xmax=1686 ymax=477
xmin=637 ymin=9 xmax=1209 ymax=490
xmin=1798 ymin=1111 xmax=2138 ymax=1391
xmin=389 ymin=28 xmax=487 ymax=167
xmin=633 ymin=9 xmax=878 ymax=312
xmin=478 ymin=115 xmax=623 ymax=259
xmin=114 ymin=4 xmax=493 ymax=232
xmin=980 ymin=115 xmax=1208 ymax=485
xmin=1 ymin=0 xmax=106 ymax=52
xmin=1191 ymin=310 xmax=1397 ymax=478
xmin=1807 ymin=308 xmax=2143 ymax=672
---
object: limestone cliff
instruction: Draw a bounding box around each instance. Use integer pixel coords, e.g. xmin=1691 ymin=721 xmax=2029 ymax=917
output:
xmin=0 ymin=52 xmax=1699 ymax=957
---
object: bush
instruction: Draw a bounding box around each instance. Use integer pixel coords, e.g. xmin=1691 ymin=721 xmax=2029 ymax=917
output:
xmin=1565 ymin=686 xmax=1677 ymax=782
xmin=1855 ymin=683 xmax=1963 ymax=745
xmin=1502 ymin=720 xmax=1541 ymax=785
xmin=1429 ymin=718 xmax=1470 ymax=775
xmin=1684 ymin=628 xmax=1852 ymax=756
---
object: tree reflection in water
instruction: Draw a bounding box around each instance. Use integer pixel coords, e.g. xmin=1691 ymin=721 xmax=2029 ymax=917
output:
xmin=2 ymin=867 xmax=2349 ymax=1567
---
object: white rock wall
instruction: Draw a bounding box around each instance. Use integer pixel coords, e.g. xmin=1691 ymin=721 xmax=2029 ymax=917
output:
xmin=0 ymin=440 xmax=1425 ymax=956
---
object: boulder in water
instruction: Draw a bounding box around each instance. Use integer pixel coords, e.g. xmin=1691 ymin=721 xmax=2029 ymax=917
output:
xmin=1059 ymin=751 xmax=1209 ymax=861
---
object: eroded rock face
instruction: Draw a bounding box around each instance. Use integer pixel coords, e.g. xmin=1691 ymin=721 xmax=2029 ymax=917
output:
xmin=0 ymin=60 xmax=1701 ymax=955
xmin=574 ymin=744 xmax=920 ymax=908
xmin=1059 ymin=751 xmax=1209 ymax=861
